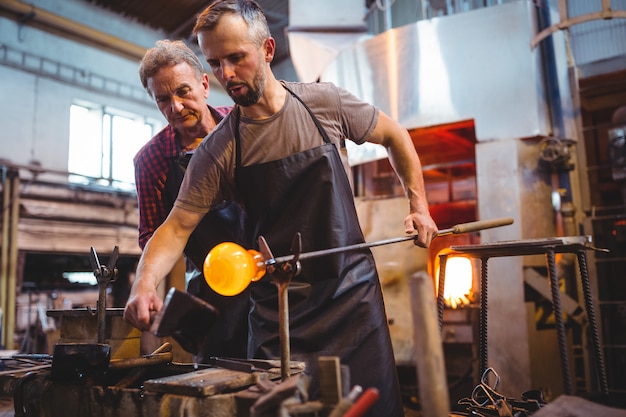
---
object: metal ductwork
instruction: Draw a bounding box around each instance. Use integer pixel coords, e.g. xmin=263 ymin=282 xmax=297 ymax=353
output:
xmin=287 ymin=0 xmax=369 ymax=83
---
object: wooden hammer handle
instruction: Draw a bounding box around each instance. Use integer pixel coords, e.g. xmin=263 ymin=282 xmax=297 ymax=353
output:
xmin=445 ymin=217 xmax=514 ymax=235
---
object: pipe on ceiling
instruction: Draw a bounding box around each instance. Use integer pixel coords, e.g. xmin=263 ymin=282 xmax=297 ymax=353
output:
xmin=0 ymin=0 xmax=146 ymax=61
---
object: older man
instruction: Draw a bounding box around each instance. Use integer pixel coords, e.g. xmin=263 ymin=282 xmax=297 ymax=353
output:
xmin=134 ymin=39 xmax=248 ymax=359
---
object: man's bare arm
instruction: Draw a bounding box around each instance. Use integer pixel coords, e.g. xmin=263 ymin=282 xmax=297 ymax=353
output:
xmin=124 ymin=206 xmax=204 ymax=330
xmin=367 ymin=111 xmax=438 ymax=247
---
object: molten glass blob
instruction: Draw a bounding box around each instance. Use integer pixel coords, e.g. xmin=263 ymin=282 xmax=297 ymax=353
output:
xmin=203 ymin=242 xmax=266 ymax=296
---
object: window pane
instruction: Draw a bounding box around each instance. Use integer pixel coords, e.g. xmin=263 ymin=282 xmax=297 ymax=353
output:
xmin=68 ymin=104 xmax=103 ymax=179
xmin=110 ymin=114 xmax=152 ymax=185
xmin=69 ymin=103 xmax=159 ymax=190
xmin=103 ymin=113 xmax=112 ymax=181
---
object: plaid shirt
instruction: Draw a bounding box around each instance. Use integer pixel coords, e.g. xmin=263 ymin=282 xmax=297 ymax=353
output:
xmin=134 ymin=105 xmax=231 ymax=249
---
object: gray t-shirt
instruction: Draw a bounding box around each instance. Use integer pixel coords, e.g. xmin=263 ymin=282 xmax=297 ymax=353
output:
xmin=175 ymin=81 xmax=378 ymax=214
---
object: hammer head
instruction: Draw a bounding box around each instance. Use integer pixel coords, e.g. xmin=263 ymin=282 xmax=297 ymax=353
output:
xmin=150 ymin=288 xmax=219 ymax=355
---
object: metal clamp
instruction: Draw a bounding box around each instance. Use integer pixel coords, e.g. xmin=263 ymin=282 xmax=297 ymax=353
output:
xmin=88 ymin=246 xmax=119 ymax=344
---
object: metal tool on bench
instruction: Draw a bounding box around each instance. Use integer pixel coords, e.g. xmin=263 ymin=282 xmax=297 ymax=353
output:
xmin=208 ymin=357 xmax=305 ymax=374
xmin=203 ymin=217 xmax=514 ymax=382
xmin=50 ymin=246 xmax=118 ymax=383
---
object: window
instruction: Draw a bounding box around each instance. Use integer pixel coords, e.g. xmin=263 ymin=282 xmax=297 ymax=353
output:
xmin=68 ymin=103 xmax=163 ymax=191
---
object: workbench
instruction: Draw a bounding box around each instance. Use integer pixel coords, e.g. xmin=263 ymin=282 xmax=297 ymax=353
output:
xmin=1 ymin=360 xmax=314 ymax=417
xmin=0 ymin=306 xmax=313 ymax=417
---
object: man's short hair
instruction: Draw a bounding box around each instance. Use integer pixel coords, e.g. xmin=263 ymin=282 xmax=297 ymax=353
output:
xmin=193 ymin=0 xmax=270 ymax=47
xmin=139 ymin=39 xmax=205 ymax=94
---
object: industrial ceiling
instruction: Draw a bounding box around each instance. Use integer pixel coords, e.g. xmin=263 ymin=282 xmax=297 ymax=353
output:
xmin=79 ymin=0 xmax=292 ymax=63
xmin=75 ymin=0 xmax=477 ymax=174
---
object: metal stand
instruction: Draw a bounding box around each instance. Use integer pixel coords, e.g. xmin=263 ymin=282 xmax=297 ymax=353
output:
xmin=258 ymin=235 xmax=301 ymax=381
xmin=437 ymin=236 xmax=608 ymax=397
xmin=89 ymin=246 xmax=119 ymax=344
xmin=245 ymin=219 xmax=512 ymax=383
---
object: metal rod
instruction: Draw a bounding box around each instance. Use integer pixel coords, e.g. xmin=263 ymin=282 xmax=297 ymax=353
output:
xmin=97 ymin=277 xmax=107 ymax=344
xmin=437 ymin=254 xmax=448 ymax=332
xmin=108 ymin=352 xmax=173 ymax=370
xmin=277 ymin=281 xmax=290 ymax=381
xmin=546 ymin=249 xmax=573 ymax=395
xmin=479 ymin=257 xmax=489 ymax=378
xmin=271 ymin=217 xmax=513 ymax=264
xmin=0 ymin=364 xmax=52 ymax=376
xmin=576 ymin=249 xmax=608 ymax=396
xmin=90 ymin=247 xmax=108 ymax=345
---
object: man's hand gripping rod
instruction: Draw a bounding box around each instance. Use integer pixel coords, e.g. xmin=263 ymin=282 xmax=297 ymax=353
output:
xmin=271 ymin=217 xmax=514 ymax=265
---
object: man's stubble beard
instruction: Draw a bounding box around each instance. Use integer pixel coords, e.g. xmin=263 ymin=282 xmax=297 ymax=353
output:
xmin=230 ymin=69 xmax=266 ymax=107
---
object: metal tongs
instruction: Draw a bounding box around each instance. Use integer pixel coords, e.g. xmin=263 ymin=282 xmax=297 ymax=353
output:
xmin=208 ymin=357 xmax=305 ymax=374
xmin=459 ymin=368 xmax=545 ymax=417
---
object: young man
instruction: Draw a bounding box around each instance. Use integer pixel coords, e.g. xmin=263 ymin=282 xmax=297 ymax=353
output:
xmin=134 ymin=39 xmax=248 ymax=359
xmin=125 ymin=2 xmax=438 ymax=415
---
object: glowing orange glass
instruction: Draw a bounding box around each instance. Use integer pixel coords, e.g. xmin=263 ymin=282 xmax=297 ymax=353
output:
xmin=203 ymin=242 xmax=266 ymax=296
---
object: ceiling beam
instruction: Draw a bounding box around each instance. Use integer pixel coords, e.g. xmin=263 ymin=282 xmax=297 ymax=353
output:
xmin=0 ymin=0 xmax=146 ymax=61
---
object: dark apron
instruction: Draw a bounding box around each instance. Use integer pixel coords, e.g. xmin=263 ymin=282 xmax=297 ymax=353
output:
xmin=164 ymin=149 xmax=250 ymax=360
xmin=234 ymin=88 xmax=403 ymax=417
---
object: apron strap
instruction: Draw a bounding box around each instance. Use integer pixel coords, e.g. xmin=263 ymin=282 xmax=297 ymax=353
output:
xmin=234 ymin=83 xmax=333 ymax=170
xmin=281 ymin=84 xmax=332 ymax=145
